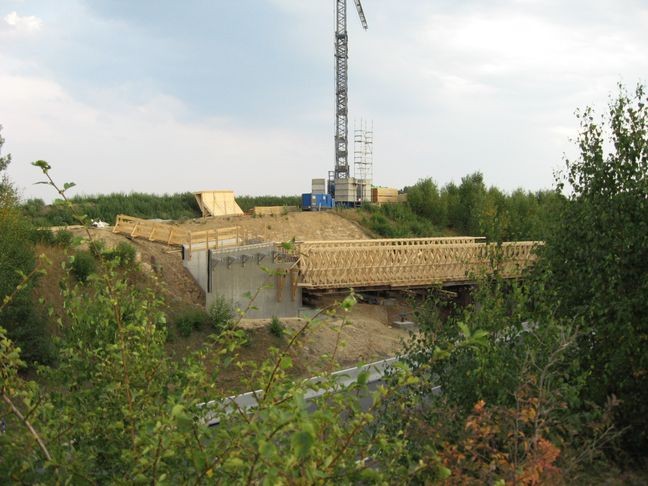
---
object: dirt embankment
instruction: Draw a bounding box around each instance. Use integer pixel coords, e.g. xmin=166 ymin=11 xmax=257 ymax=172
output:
xmin=179 ymin=210 xmax=372 ymax=242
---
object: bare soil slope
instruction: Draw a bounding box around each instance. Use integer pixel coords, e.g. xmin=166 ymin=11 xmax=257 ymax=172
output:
xmin=179 ymin=211 xmax=371 ymax=242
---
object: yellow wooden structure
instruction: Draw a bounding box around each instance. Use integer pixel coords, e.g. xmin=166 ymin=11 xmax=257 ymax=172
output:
xmin=194 ymin=190 xmax=244 ymax=217
xmin=371 ymin=187 xmax=399 ymax=204
xmin=252 ymin=206 xmax=299 ymax=216
xmin=295 ymin=237 xmax=539 ymax=289
xmin=112 ymin=215 xmax=247 ymax=257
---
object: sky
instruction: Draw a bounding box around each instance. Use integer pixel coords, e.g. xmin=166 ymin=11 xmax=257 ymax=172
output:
xmin=1 ymin=0 xmax=646 ymax=201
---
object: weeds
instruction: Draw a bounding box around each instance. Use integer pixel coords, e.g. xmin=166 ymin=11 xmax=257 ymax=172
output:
xmin=269 ymin=316 xmax=285 ymax=338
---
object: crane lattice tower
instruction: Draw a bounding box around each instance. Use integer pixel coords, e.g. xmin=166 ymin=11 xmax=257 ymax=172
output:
xmin=332 ymin=0 xmax=368 ymax=189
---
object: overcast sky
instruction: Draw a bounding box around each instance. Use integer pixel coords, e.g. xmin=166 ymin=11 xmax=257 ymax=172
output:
xmin=1 ymin=0 xmax=646 ymax=201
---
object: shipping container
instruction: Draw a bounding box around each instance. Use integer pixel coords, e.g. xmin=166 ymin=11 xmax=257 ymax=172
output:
xmin=302 ymin=193 xmax=334 ymax=211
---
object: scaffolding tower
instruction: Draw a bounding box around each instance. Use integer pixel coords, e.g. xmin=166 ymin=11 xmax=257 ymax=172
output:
xmin=353 ymin=119 xmax=373 ymax=203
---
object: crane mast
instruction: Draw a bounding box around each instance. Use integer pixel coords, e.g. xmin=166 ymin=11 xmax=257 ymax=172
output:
xmin=332 ymin=0 xmax=368 ymax=189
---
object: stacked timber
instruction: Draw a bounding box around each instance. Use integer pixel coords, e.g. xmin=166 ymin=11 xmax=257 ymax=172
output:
xmin=252 ymin=206 xmax=299 ymax=216
xmin=371 ymin=187 xmax=399 ymax=204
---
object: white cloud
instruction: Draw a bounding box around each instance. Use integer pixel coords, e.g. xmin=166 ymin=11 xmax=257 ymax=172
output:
xmin=3 ymin=11 xmax=43 ymax=32
xmin=0 ymin=68 xmax=326 ymax=202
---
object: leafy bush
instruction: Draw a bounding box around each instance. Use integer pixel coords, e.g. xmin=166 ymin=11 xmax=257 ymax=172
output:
xmin=70 ymin=250 xmax=96 ymax=283
xmin=0 ymin=210 xmax=54 ymax=365
xmin=543 ymin=83 xmax=648 ymax=455
xmin=269 ymin=316 xmax=285 ymax=338
xmin=208 ymin=295 xmax=234 ymax=332
xmin=30 ymin=228 xmax=56 ymax=245
xmin=173 ymin=307 xmax=208 ymax=337
xmin=53 ymin=229 xmax=74 ymax=247
xmin=88 ymin=238 xmax=106 ymax=257
xmin=388 ymin=272 xmax=614 ymax=483
xmin=104 ymin=241 xmax=137 ymax=267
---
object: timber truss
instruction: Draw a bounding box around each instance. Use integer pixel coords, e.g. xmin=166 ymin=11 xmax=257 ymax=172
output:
xmin=295 ymin=237 xmax=540 ymax=290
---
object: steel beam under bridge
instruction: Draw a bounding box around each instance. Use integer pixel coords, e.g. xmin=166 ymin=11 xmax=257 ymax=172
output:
xmin=295 ymin=237 xmax=541 ymax=290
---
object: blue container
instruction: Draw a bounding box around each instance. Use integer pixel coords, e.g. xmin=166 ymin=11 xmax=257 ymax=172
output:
xmin=302 ymin=193 xmax=334 ymax=211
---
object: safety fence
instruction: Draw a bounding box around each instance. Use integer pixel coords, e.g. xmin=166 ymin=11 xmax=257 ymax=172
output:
xmin=113 ymin=214 xmax=248 ymax=257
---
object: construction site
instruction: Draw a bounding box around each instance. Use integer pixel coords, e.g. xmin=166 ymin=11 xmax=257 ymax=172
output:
xmin=53 ymin=0 xmax=541 ymax=374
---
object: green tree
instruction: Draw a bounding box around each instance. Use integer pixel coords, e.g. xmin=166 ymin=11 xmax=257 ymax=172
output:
xmin=0 ymin=125 xmax=16 ymax=207
xmin=0 ymin=128 xmax=53 ymax=364
xmin=543 ymin=83 xmax=648 ymax=455
xmin=407 ymin=178 xmax=447 ymax=227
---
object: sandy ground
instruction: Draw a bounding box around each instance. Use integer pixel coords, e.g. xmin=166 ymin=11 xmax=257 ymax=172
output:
xmin=240 ymin=302 xmax=413 ymax=368
xmin=178 ymin=211 xmax=372 ymax=242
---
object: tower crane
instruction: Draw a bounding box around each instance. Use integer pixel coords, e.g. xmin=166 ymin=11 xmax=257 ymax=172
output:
xmin=330 ymin=0 xmax=368 ymax=197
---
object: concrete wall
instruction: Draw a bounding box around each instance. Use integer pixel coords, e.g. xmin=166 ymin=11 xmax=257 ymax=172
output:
xmin=183 ymin=242 xmax=302 ymax=319
xmin=182 ymin=246 xmax=209 ymax=292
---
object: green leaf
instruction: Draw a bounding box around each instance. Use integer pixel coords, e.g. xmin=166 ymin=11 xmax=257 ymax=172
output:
xmin=341 ymin=293 xmax=357 ymax=311
xmin=279 ymin=356 xmax=293 ymax=370
xmin=438 ymin=466 xmax=452 ymax=480
xmin=171 ymin=404 xmax=193 ymax=432
xmin=360 ymin=468 xmax=382 ymax=481
xmin=458 ymin=322 xmax=470 ymax=339
xmin=291 ymin=430 xmax=314 ymax=459
xmin=357 ymin=369 xmax=370 ymax=386
xmin=32 ymin=160 xmax=51 ymax=171
xmin=432 ymin=346 xmax=450 ymax=360
xmin=223 ymin=457 xmax=245 ymax=471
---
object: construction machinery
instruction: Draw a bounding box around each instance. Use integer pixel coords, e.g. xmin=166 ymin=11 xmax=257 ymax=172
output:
xmin=328 ymin=0 xmax=368 ymax=203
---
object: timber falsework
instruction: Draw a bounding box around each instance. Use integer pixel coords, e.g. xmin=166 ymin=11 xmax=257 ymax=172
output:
xmin=295 ymin=237 xmax=540 ymax=290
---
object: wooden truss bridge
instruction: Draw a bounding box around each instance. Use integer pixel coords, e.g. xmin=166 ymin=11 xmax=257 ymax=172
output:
xmin=295 ymin=237 xmax=539 ymax=290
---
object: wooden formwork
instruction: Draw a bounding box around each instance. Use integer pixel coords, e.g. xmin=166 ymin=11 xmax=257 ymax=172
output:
xmin=194 ymin=191 xmax=244 ymax=217
xmin=252 ymin=206 xmax=299 ymax=216
xmin=296 ymin=238 xmax=540 ymax=289
xmin=113 ymin=214 xmax=248 ymax=257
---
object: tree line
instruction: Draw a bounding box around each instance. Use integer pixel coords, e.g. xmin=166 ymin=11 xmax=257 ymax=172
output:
xmin=22 ymin=192 xmax=302 ymax=226
xmin=358 ymin=174 xmax=562 ymax=241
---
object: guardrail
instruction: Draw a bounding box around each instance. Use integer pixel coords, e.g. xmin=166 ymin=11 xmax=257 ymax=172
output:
xmin=202 ymin=357 xmax=402 ymax=426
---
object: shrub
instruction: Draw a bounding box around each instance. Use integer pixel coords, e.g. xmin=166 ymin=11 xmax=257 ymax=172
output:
xmin=53 ymin=229 xmax=74 ymax=247
xmin=174 ymin=307 xmax=208 ymax=337
xmin=0 ymin=209 xmax=55 ymax=365
xmin=30 ymin=228 xmax=56 ymax=245
xmin=269 ymin=316 xmax=285 ymax=338
xmin=208 ymin=295 xmax=234 ymax=332
xmin=543 ymin=83 xmax=648 ymax=455
xmin=88 ymin=238 xmax=106 ymax=257
xmin=106 ymin=241 xmax=137 ymax=267
xmin=70 ymin=250 xmax=96 ymax=283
